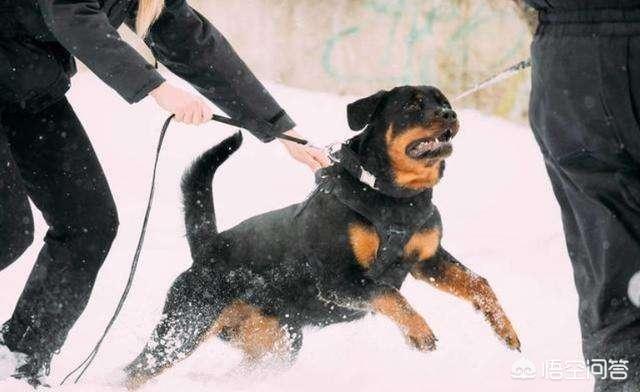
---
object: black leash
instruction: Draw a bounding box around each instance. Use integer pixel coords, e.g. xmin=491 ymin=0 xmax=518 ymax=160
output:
xmin=210 ymin=113 xmax=308 ymax=145
xmin=60 ymin=113 xmax=307 ymax=385
xmin=60 ymin=115 xmax=173 ymax=385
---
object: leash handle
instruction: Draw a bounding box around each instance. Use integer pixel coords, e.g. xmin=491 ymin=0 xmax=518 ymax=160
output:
xmin=276 ymin=133 xmax=309 ymax=145
xmin=209 ymin=113 xmax=308 ymax=145
xmin=210 ymin=113 xmax=241 ymax=127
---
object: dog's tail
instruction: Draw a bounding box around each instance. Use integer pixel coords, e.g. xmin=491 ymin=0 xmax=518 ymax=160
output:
xmin=181 ymin=132 xmax=243 ymax=258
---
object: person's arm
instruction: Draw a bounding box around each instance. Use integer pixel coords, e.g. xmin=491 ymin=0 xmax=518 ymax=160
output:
xmin=37 ymin=0 xmax=166 ymax=103
xmin=126 ymin=0 xmax=295 ymax=142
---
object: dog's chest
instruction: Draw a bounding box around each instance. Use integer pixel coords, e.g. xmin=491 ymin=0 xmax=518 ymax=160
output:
xmin=306 ymin=166 xmax=441 ymax=284
xmin=348 ymin=222 xmax=441 ymax=280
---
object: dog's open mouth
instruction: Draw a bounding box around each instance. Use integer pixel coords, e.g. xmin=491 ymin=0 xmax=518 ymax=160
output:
xmin=406 ymin=128 xmax=454 ymax=159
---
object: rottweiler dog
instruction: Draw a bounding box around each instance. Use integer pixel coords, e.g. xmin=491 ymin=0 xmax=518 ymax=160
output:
xmin=125 ymin=86 xmax=521 ymax=388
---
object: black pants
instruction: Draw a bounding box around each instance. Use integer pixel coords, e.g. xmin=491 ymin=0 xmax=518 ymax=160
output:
xmin=530 ymin=9 xmax=640 ymax=391
xmin=0 ymin=98 xmax=118 ymax=357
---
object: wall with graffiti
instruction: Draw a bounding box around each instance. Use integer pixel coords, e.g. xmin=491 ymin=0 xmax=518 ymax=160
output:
xmin=187 ymin=0 xmax=532 ymax=121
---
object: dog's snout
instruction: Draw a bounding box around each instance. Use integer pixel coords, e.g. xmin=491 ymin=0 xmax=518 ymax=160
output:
xmin=435 ymin=108 xmax=457 ymax=122
xmin=443 ymin=109 xmax=457 ymax=121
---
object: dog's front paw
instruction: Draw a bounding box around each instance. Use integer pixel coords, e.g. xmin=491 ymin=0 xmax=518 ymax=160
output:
xmin=504 ymin=332 xmax=521 ymax=352
xmin=501 ymin=324 xmax=521 ymax=352
xmin=405 ymin=323 xmax=438 ymax=352
xmin=489 ymin=313 xmax=521 ymax=352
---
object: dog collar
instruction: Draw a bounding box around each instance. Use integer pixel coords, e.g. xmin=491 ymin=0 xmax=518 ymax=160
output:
xmin=328 ymin=143 xmax=426 ymax=199
xmin=327 ymin=143 xmax=377 ymax=188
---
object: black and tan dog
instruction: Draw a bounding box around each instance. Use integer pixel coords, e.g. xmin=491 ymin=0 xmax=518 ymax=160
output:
xmin=125 ymin=86 xmax=521 ymax=387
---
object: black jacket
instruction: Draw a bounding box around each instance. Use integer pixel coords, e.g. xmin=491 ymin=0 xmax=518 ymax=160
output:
xmin=1 ymin=0 xmax=295 ymax=141
xmin=524 ymin=0 xmax=640 ymax=10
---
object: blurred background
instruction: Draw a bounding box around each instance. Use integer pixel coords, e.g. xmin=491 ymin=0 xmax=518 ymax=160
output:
xmin=118 ymin=0 xmax=535 ymax=122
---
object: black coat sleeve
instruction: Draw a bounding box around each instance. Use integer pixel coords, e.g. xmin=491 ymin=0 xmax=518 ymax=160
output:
xmin=127 ymin=0 xmax=296 ymax=142
xmin=37 ymin=0 xmax=166 ymax=103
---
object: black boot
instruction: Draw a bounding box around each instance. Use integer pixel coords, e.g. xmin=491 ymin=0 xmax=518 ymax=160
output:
xmin=11 ymin=352 xmax=51 ymax=388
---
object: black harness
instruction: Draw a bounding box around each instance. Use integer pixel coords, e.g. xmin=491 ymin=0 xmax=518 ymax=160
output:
xmin=306 ymin=144 xmax=436 ymax=284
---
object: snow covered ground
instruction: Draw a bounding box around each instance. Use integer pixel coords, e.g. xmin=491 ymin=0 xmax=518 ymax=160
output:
xmin=0 ymin=71 xmax=591 ymax=391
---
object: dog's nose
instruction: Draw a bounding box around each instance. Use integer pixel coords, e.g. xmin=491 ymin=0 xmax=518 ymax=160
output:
xmin=435 ymin=108 xmax=457 ymax=122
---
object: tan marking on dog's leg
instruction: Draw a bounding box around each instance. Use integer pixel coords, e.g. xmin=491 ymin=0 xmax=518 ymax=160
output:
xmin=412 ymin=260 xmax=521 ymax=351
xmin=127 ymin=300 xmax=289 ymax=389
xmin=403 ymin=228 xmax=441 ymax=261
xmin=348 ymin=223 xmax=380 ymax=269
xmin=235 ymin=309 xmax=289 ymax=360
xmin=385 ymin=126 xmax=444 ymax=190
xmin=206 ymin=300 xmax=251 ymax=339
xmin=371 ymin=290 xmax=437 ymax=351
xmin=209 ymin=300 xmax=289 ymax=361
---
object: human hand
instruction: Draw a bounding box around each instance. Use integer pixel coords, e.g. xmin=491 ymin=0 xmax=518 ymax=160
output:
xmin=150 ymin=82 xmax=214 ymax=125
xmin=279 ymin=129 xmax=330 ymax=172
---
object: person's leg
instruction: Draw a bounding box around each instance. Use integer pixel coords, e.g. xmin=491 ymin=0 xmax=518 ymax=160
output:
xmin=0 ymin=98 xmax=119 ymax=381
xmin=530 ymin=33 xmax=640 ymax=389
xmin=0 ymin=122 xmax=34 ymax=271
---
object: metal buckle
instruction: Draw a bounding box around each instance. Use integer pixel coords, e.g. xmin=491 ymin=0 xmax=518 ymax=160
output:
xmin=326 ymin=142 xmax=343 ymax=164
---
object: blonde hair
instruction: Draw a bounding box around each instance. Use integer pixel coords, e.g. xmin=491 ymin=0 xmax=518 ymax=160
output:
xmin=136 ymin=0 xmax=165 ymax=37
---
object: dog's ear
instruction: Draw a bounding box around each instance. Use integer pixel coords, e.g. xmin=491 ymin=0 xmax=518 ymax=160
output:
xmin=346 ymin=90 xmax=387 ymax=131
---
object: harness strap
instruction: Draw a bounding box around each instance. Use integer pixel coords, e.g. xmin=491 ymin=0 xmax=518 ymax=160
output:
xmin=310 ymin=166 xmax=435 ymax=282
xmin=367 ymin=226 xmax=412 ymax=280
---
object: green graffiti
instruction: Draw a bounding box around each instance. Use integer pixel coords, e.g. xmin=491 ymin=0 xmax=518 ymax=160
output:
xmin=322 ymin=26 xmax=361 ymax=80
xmin=321 ymin=0 xmax=526 ymax=87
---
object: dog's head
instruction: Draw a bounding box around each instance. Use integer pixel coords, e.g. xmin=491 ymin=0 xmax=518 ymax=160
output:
xmin=346 ymin=86 xmax=459 ymax=192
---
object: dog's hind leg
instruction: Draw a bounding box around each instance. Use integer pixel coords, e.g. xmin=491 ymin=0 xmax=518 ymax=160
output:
xmin=411 ymin=247 xmax=521 ymax=351
xmin=213 ymin=301 xmax=293 ymax=364
xmin=124 ymin=268 xmax=228 ymax=389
